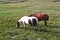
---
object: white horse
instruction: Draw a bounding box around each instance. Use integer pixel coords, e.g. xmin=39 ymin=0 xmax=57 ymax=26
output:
xmin=16 ymin=16 xmax=39 ymax=30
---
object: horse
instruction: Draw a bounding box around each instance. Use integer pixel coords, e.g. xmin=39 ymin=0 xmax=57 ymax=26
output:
xmin=29 ymin=13 xmax=49 ymax=26
xmin=16 ymin=16 xmax=39 ymax=30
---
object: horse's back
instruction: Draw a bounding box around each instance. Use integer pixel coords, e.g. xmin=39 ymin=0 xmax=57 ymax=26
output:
xmin=19 ymin=16 xmax=38 ymax=24
xmin=32 ymin=14 xmax=49 ymax=21
xmin=38 ymin=14 xmax=49 ymax=20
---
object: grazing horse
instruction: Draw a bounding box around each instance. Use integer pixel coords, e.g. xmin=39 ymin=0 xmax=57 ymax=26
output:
xmin=16 ymin=16 xmax=38 ymax=30
xmin=29 ymin=13 xmax=49 ymax=26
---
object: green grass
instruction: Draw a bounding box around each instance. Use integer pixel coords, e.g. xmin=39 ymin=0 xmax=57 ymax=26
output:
xmin=0 ymin=0 xmax=60 ymax=40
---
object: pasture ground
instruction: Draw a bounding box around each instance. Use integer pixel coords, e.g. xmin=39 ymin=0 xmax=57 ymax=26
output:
xmin=0 ymin=0 xmax=60 ymax=40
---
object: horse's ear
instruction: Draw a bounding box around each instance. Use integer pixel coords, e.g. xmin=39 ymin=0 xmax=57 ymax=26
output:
xmin=16 ymin=22 xmax=20 ymax=28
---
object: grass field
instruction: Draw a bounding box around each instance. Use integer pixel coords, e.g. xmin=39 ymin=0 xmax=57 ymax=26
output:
xmin=0 ymin=0 xmax=60 ymax=40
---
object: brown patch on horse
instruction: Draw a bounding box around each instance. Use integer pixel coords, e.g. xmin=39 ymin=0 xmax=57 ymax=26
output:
xmin=32 ymin=18 xmax=37 ymax=26
xmin=28 ymin=18 xmax=37 ymax=26
xmin=32 ymin=18 xmax=38 ymax=31
xmin=28 ymin=19 xmax=32 ymax=25
xmin=36 ymin=14 xmax=49 ymax=21
xmin=31 ymin=14 xmax=49 ymax=21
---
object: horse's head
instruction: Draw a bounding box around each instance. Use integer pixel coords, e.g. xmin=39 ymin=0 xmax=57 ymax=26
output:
xmin=16 ymin=22 xmax=20 ymax=28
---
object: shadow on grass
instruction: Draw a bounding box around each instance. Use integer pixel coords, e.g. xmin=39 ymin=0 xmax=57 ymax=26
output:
xmin=17 ymin=27 xmax=37 ymax=31
xmin=16 ymin=26 xmax=52 ymax=33
xmin=15 ymin=24 xmax=60 ymax=33
xmin=48 ymin=24 xmax=60 ymax=28
xmin=0 ymin=0 xmax=28 ymax=4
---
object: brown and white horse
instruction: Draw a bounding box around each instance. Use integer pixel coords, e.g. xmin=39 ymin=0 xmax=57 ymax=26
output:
xmin=29 ymin=13 xmax=49 ymax=26
xmin=16 ymin=16 xmax=39 ymax=30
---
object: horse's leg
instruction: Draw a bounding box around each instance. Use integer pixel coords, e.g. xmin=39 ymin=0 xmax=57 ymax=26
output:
xmin=33 ymin=23 xmax=38 ymax=31
xmin=44 ymin=20 xmax=47 ymax=26
xmin=23 ymin=22 xmax=27 ymax=29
